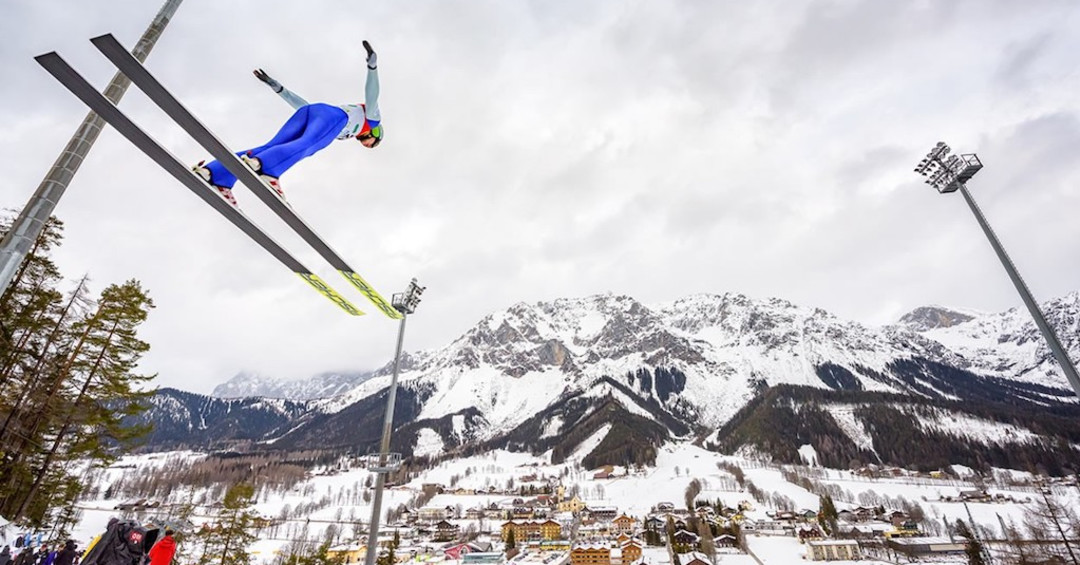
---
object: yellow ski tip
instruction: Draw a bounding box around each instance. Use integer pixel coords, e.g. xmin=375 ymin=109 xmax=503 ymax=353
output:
xmin=339 ymin=271 xmax=404 ymax=319
xmin=299 ymin=273 xmax=365 ymax=316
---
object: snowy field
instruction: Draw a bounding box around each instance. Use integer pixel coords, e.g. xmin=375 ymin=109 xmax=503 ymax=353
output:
xmin=47 ymin=441 xmax=1076 ymax=564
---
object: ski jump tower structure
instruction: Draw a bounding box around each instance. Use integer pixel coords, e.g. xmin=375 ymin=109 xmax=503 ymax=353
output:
xmin=0 ymin=0 xmax=184 ymax=297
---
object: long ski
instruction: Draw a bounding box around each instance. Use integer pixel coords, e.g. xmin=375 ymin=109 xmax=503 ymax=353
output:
xmin=35 ymin=51 xmax=365 ymax=317
xmin=90 ymin=34 xmax=403 ymax=320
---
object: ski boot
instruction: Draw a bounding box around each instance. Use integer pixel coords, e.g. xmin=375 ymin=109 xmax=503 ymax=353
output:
xmin=240 ymin=154 xmax=286 ymax=201
xmin=193 ymin=161 xmax=238 ymax=208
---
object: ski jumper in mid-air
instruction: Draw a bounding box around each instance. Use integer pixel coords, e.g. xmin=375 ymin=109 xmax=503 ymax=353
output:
xmin=194 ymin=41 xmax=383 ymax=206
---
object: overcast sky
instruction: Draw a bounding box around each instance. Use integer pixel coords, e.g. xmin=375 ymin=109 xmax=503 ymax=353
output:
xmin=3 ymin=0 xmax=1079 ymax=394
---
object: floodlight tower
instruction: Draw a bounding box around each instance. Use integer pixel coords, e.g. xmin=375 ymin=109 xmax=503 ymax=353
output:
xmin=364 ymin=278 xmax=425 ymax=565
xmin=914 ymin=142 xmax=1080 ymax=399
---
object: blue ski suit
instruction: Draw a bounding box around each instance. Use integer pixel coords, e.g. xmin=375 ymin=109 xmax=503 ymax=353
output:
xmin=203 ymin=66 xmax=381 ymax=189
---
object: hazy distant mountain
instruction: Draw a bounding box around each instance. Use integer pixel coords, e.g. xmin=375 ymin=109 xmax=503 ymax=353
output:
xmin=211 ymin=370 xmax=376 ymax=400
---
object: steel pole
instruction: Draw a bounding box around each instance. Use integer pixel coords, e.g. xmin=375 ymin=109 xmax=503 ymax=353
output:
xmin=364 ymin=313 xmax=409 ymax=565
xmin=958 ymin=184 xmax=1080 ymax=398
xmin=0 ymin=0 xmax=184 ymax=298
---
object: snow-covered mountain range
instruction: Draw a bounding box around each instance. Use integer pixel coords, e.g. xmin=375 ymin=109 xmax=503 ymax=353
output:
xmin=309 ymin=291 xmax=1078 ymax=434
xmin=138 ymin=290 xmax=1080 ymax=469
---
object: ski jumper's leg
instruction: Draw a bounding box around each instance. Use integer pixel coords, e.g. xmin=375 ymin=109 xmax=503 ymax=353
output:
xmin=248 ymin=103 xmax=347 ymax=178
xmin=202 ymin=104 xmax=344 ymax=187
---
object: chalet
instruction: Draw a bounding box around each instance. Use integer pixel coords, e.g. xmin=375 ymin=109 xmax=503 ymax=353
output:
xmin=655 ymin=502 xmax=676 ymax=512
xmin=434 ymin=520 xmax=460 ymax=542
xmin=570 ymin=544 xmax=611 ymax=565
xmin=773 ymin=510 xmax=797 ymax=523
xmin=592 ymin=470 xmax=611 ymax=480
xmin=587 ymin=506 xmax=619 ymax=522
xmin=797 ymin=526 xmax=825 ymax=544
xmin=714 ymin=534 xmax=737 ymax=548
xmin=418 ymin=506 xmax=455 ymax=522
xmin=806 ymin=540 xmax=861 ymax=561
xmin=852 ymin=507 xmax=877 ymax=522
xmin=613 ymin=514 xmax=637 ymax=534
xmin=421 ymin=483 xmax=445 ymax=494
xmin=577 ymin=523 xmax=607 ymax=541
xmin=798 ymin=509 xmax=818 ymax=521
xmin=672 ymin=529 xmax=700 ymax=546
xmin=680 ymin=552 xmax=712 ymax=565
xmin=513 ymin=507 xmax=535 ymax=520
xmin=644 ymin=516 xmax=666 ymax=531
xmin=466 ymin=507 xmax=486 ymax=520
xmin=619 ymin=540 xmax=643 ymax=565
xmin=836 ymin=510 xmax=855 ymax=523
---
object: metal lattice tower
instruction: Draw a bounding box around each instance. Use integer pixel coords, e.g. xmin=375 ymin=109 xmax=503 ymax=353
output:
xmin=0 ymin=0 xmax=184 ymax=297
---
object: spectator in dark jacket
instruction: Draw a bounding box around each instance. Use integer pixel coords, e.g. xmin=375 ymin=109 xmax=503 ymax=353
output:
xmin=0 ymin=546 xmax=12 ymax=565
xmin=80 ymin=519 xmax=147 ymax=565
xmin=53 ymin=542 xmax=77 ymax=565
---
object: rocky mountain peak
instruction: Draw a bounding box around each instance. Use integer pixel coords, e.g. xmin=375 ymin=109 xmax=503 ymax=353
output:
xmin=898 ymin=306 xmax=977 ymax=331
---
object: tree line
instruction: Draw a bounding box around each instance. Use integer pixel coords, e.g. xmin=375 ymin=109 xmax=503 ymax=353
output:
xmin=0 ymin=216 xmax=155 ymax=531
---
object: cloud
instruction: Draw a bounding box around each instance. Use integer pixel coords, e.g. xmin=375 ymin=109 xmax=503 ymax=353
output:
xmin=3 ymin=0 xmax=1079 ymax=393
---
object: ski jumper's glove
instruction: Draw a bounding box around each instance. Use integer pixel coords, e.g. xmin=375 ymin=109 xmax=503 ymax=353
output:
xmin=253 ymin=69 xmax=283 ymax=93
xmin=363 ymin=40 xmax=377 ymax=69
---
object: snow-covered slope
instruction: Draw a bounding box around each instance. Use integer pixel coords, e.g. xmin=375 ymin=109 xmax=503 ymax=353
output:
xmin=912 ymin=290 xmax=1080 ymax=386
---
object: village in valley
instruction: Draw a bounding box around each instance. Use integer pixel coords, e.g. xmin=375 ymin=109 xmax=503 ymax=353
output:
xmin=66 ymin=442 xmax=1080 ymax=565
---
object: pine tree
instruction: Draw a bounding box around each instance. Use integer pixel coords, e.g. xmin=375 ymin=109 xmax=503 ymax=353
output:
xmin=200 ymin=483 xmax=260 ymax=565
xmin=0 ymin=217 xmax=69 ymax=516
xmin=505 ymin=528 xmax=516 ymax=551
xmin=10 ymin=279 xmax=154 ymax=522
xmin=954 ymin=520 xmax=986 ymax=565
xmin=818 ymin=494 xmax=838 ymax=536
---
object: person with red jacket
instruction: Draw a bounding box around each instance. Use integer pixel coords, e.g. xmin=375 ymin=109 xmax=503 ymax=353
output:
xmin=146 ymin=530 xmax=175 ymax=565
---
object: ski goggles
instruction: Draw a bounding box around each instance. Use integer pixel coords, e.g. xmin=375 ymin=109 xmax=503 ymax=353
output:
xmin=357 ymin=125 xmax=382 ymax=147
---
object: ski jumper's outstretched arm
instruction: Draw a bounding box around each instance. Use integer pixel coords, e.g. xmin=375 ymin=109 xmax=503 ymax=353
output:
xmin=364 ymin=52 xmax=380 ymax=125
xmin=253 ymin=68 xmax=309 ymax=110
